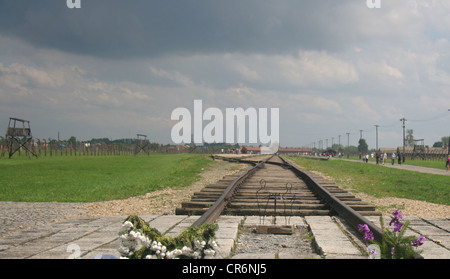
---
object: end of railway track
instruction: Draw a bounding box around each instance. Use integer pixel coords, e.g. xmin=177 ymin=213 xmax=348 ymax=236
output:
xmin=177 ymin=154 xmax=383 ymax=244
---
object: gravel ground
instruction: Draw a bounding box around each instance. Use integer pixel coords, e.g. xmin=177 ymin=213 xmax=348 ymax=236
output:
xmin=354 ymin=192 xmax=450 ymax=218
xmin=232 ymin=225 xmax=322 ymax=259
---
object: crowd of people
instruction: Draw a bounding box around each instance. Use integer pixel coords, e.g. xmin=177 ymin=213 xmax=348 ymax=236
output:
xmin=360 ymin=151 xmax=450 ymax=171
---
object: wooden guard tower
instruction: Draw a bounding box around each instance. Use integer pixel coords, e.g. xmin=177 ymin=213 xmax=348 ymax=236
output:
xmin=412 ymin=139 xmax=425 ymax=160
xmin=135 ymin=134 xmax=150 ymax=155
xmin=5 ymin=117 xmax=38 ymax=158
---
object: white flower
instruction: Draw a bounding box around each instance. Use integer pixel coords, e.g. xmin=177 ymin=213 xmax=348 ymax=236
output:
xmin=210 ymin=240 xmax=218 ymax=249
xmin=150 ymin=241 xmax=162 ymax=252
xmin=164 ymin=251 xmax=171 ymax=259
xmin=129 ymin=230 xmax=137 ymax=238
xmin=119 ymin=234 xmax=129 ymax=241
xmin=182 ymin=246 xmax=192 ymax=255
xmin=120 ymin=221 xmax=134 ymax=233
xmin=204 ymin=249 xmax=215 ymax=256
xmin=118 ymin=245 xmax=130 ymax=255
xmin=173 ymin=249 xmax=182 ymax=256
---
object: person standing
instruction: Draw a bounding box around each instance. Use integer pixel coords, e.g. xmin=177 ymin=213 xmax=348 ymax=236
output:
xmin=391 ymin=152 xmax=396 ymax=165
xmin=398 ymin=153 xmax=402 ymax=165
xmin=446 ymin=155 xmax=450 ymax=171
xmin=383 ymin=152 xmax=387 ymax=165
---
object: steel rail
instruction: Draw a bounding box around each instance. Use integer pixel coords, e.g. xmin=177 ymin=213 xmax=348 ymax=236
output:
xmin=278 ymin=156 xmax=383 ymax=243
xmin=192 ymin=155 xmax=273 ymax=227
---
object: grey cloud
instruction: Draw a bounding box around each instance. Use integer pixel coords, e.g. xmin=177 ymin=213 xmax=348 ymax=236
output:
xmin=0 ymin=0 xmax=375 ymax=58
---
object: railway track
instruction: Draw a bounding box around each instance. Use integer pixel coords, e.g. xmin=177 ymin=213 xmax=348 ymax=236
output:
xmin=176 ymin=154 xmax=383 ymax=242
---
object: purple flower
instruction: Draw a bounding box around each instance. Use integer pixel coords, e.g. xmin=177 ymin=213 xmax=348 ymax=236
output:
xmin=391 ymin=247 xmax=395 ymax=257
xmin=412 ymin=235 xmax=426 ymax=247
xmin=358 ymin=224 xmax=370 ymax=234
xmin=389 ymin=209 xmax=403 ymax=226
xmin=358 ymin=224 xmax=374 ymax=241
xmin=393 ymin=221 xmax=403 ymax=233
xmin=364 ymin=231 xmax=374 ymax=241
xmin=389 ymin=209 xmax=404 ymax=233
xmin=393 ymin=209 xmax=403 ymax=219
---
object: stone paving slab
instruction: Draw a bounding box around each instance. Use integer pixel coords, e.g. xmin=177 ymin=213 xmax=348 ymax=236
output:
xmin=305 ymin=216 xmax=365 ymax=259
xmin=0 ymin=214 xmax=448 ymax=259
xmin=211 ymin=216 xmax=244 ymax=259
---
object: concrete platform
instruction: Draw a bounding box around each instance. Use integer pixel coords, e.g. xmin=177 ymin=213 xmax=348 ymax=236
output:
xmin=0 ymin=214 xmax=448 ymax=259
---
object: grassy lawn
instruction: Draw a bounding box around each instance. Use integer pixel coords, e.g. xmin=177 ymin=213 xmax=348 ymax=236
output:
xmin=287 ymin=156 xmax=450 ymax=206
xmin=0 ymin=154 xmax=211 ymax=202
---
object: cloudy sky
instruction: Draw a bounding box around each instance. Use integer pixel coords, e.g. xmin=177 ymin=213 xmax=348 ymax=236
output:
xmin=1 ymin=0 xmax=449 ymax=149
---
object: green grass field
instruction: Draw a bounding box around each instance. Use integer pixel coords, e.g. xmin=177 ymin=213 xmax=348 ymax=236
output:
xmin=0 ymin=154 xmax=211 ymax=202
xmin=287 ymin=156 xmax=450 ymax=206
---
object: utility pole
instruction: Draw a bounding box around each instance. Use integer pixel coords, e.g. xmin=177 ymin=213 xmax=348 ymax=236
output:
xmin=375 ymin=125 xmax=379 ymax=151
xmin=400 ymin=117 xmax=407 ymax=162
xmin=346 ymin=132 xmax=350 ymax=158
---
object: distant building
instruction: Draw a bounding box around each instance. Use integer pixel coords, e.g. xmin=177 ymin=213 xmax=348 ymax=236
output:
xmin=240 ymin=146 xmax=312 ymax=155
xmin=278 ymin=147 xmax=312 ymax=155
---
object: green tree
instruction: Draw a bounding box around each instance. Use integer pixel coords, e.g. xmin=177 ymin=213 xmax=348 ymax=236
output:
xmin=358 ymin=138 xmax=368 ymax=153
xmin=406 ymin=129 xmax=415 ymax=147
xmin=68 ymin=136 xmax=77 ymax=149
xmin=432 ymin=136 xmax=448 ymax=148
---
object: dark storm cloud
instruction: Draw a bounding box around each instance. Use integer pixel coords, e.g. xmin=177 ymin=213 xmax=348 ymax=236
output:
xmin=0 ymin=0 xmax=361 ymax=58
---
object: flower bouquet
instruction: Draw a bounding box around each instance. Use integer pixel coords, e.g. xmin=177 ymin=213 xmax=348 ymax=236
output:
xmin=118 ymin=215 xmax=219 ymax=259
xmin=358 ymin=209 xmax=426 ymax=259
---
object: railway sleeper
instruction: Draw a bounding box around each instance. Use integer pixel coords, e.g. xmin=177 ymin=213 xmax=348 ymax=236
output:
xmin=227 ymin=202 xmax=328 ymax=210
xmin=223 ymin=208 xmax=331 ymax=216
xmin=231 ymin=198 xmax=322 ymax=203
